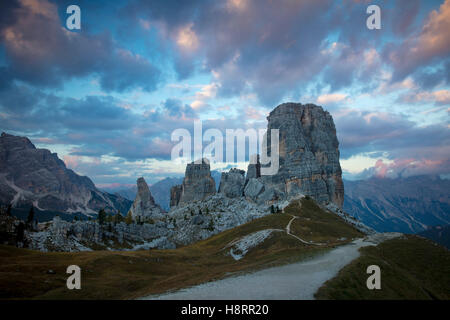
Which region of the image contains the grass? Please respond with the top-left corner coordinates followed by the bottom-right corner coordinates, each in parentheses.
top-left (0, 198), bottom-right (364, 300)
top-left (286, 198), bottom-right (363, 243)
top-left (315, 235), bottom-right (450, 300)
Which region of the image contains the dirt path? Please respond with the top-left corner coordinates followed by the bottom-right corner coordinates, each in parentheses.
top-left (285, 215), bottom-right (324, 245)
top-left (141, 233), bottom-right (402, 300)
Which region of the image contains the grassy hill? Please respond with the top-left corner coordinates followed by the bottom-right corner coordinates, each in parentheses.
top-left (315, 235), bottom-right (450, 300)
top-left (0, 198), bottom-right (364, 299)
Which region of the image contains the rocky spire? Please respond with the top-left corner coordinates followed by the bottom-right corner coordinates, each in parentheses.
top-left (170, 158), bottom-right (216, 207)
top-left (129, 177), bottom-right (164, 219)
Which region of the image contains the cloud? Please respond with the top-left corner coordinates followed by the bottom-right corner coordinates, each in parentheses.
top-left (385, 0), bottom-right (450, 81)
top-left (317, 93), bottom-right (349, 105)
top-left (334, 109), bottom-right (450, 164)
top-left (162, 98), bottom-right (196, 117)
top-left (359, 158), bottom-right (450, 179)
top-left (0, 0), bottom-right (161, 92)
top-left (176, 23), bottom-right (199, 52)
top-left (398, 89), bottom-right (450, 105)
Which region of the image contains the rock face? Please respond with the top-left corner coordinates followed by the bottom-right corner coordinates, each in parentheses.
top-left (218, 168), bottom-right (245, 198)
top-left (246, 155), bottom-right (261, 181)
top-left (170, 158), bottom-right (216, 206)
top-left (262, 103), bottom-right (344, 207)
top-left (0, 132), bottom-right (132, 216)
top-left (128, 177), bottom-right (164, 220)
top-left (170, 185), bottom-right (182, 208)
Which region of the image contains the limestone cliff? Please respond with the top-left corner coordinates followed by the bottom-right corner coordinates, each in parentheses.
top-left (262, 103), bottom-right (344, 207)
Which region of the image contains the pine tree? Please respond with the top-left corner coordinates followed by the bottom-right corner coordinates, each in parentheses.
top-left (6, 204), bottom-right (12, 216)
top-left (270, 205), bottom-right (275, 214)
top-left (27, 206), bottom-right (35, 224)
top-left (114, 210), bottom-right (122, 225)
top-left (98, 208), bottom-right (106, 225)
top-left (16, 222), bottom-right (25, 244)
top-left (125, 211), bottom-right (133, 225)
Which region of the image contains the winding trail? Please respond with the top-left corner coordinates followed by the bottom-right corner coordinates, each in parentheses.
top-left (286, 215), bottom-right (324, 246)
top-left (141, 233), bottom-right (402, 300)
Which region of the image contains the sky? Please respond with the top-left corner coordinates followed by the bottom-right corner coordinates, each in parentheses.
top-left (0, 0), bottom-right (449, 189)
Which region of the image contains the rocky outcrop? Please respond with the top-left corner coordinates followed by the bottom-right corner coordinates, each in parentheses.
top-left (168, 193), bottom-right (269, 245)
top-left (262, 103), bottom-right (344, 207)
top-left (170, 158), bottom-right (216, 206)
top-left (0, 132), bottom-right (132, 216)
top-left (244, 178), bottom-right (265, 201)
top-left (26, 216), bottom-right (175, 252)
top-left (128, 177), bottom-right (164, 220)
top-left (218, 168), bottom-right (245, 198)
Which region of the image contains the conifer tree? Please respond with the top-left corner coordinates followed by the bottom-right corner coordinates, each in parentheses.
top-left (98, 208), bottom-right (106, 225)
top-left (125, 211), bottom-right (133, 225)
top-left (27, 206), bottom-right (35, 224)
top-left (16, 222), bottom-right (25, 244)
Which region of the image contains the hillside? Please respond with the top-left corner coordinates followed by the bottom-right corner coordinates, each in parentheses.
top-left (315, 235), bottom-right (450, 299)
top-left (0, 198), bottom-right (364, 299)
top-left (418, 225), bottom-right (450, 249)
top-left (344, 176), bottom-right (450, 233)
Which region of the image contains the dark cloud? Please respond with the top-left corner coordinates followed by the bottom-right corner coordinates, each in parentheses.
top-left (0, 85), bottom-right (193, 160)
top-left (335, 110), bottom-right (450, 175)
top-left (388, 0), bottom-right (421, 36)
top-left (0, 0), bottom-right (161, 92)
top-left (118, 0), bottom-right (450, 106)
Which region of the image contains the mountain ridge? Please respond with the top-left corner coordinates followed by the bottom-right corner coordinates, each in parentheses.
top-left (0, 132), bottom-right (132, 219)
top-left (343, 175), bottom-right (450, 233)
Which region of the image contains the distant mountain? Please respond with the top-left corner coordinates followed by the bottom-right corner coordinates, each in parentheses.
top-left (211, 170), bottom-right (221, 191)
top-left (418, 225), bottom-right (450, 249)
top-left (344, 175), bottom-right (450, 233)
top-left (114, 185), bottom-right (137, 201)
top-left (0, 132), bottom-right (132, 220)
top-left (150, 177), bottom-right (183, 211)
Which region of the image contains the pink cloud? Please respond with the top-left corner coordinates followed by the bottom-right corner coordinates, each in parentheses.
top-left (373, 158), bottom-right (448, 178)
top-left (388, 0), bottom-right (450, 79)
top-left (399, 89), bottom-right (450, 105)
top-left (63, 155), bottom-right (81, 170)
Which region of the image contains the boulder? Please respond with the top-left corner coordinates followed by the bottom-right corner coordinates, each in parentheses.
top-left (244, 178), bottom-right (265, 201)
